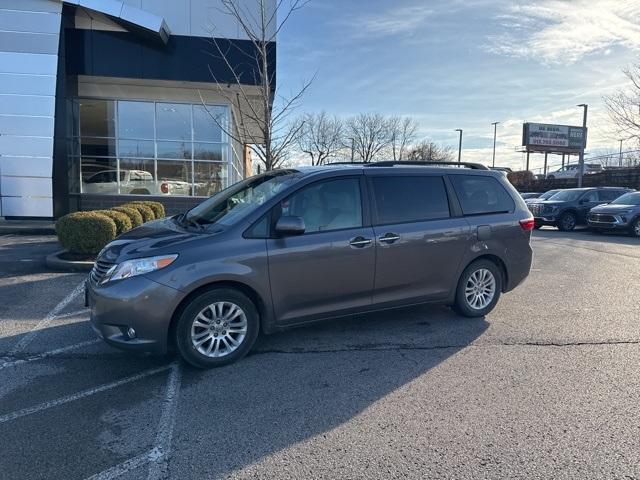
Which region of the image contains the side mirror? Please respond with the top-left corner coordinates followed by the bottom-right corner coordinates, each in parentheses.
top-left (275, 216), bottom-right (305, 236)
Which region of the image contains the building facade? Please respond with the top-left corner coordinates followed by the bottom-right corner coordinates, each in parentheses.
top-left (0, 0), bottom-right (274, 218)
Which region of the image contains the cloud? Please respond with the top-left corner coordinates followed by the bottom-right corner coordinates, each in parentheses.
top-left (485, 0), bottom-right (640, 64)
top-left (346, 5), bottom-right (433, 37)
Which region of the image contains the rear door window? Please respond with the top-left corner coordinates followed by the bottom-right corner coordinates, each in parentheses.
top-left (371, 176), bottom-right (450, 225)
top-left (450, 174), bottom-right (515, 215)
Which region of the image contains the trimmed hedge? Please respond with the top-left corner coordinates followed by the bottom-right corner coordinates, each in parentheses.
top-left (112, 206), bottom-right (143, 228)
top-left (124, 203), bottom-right (155, 222)
top-left (127, 200), bottom-right (165, 219)
top-left (95, 209), bottom-right (132, 235)
top-left (56, 211), bottom-right (117, 254)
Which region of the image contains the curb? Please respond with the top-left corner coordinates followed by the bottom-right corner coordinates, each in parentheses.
top-left (45, 250), bottom-right (94, 272)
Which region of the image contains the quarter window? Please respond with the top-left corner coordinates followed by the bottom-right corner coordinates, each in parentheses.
top-left (282, 178), bottom-right (363, 233)
top-left (371, 176), bottom-right (450, 225)
top-left (450, 175), bottom-right (515, 215)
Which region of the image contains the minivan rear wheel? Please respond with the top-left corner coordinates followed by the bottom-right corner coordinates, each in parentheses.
top-left (175, 288), bottom-right (259, 368)
top-left (453, 260), bottom-right (502, 317)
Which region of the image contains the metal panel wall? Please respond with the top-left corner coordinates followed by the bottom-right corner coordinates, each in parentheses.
top-left (0, 0), bottom-right (62, 217)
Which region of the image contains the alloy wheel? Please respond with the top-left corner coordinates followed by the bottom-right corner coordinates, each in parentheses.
top-left (464, 268), bottom-right (496, 310)
top-left (190, 302), bottom-right (248, 357)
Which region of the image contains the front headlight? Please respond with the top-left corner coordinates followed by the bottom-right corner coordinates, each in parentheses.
top-left (101, 254), bottom-right (178, 284)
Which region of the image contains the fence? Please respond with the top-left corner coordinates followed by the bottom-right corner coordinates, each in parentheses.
top-left (512, 166), bottom-right (640, 192)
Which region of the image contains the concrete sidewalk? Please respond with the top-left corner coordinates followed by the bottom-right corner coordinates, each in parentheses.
top-left (0, 219), bottom-right (56, 235)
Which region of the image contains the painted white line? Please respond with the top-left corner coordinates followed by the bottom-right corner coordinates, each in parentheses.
top-left (0, 339), bottom-right (101, 371)
top-left (0, 364), bottom-right (171, 424)
top-left (147, 362), bottom-right (182, 480)
top-left (54, 308), bottom-right (90, 319)
top-left (7, 280), bottom-right (86, 356)
top-left (86, 448), bottom-right (161, 480)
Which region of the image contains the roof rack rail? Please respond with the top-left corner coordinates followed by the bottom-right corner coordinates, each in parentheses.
top-left (326, 161), bottom-right (490, 170)
top-left (365, 161), bottom-right (489, 170)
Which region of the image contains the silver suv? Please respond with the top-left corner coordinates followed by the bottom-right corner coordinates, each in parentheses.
top-left (87, 162), bottom-right (534, 368)
top-left (588, 191), bottom-right (640, 237)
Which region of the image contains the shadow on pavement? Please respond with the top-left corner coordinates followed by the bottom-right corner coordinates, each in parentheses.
top-left (0, 304), bottom-right (487, 478)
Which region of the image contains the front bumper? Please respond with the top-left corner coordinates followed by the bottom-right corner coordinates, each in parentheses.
top-left (533, 215), bottom-right (557, 226)
top-left (87, 275), bottom-right (183, 354)
top-left (587, 214), bottom-right (630, 230)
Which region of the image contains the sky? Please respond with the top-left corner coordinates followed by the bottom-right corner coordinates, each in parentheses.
top-left (277, 0), bottom-right (640, 172)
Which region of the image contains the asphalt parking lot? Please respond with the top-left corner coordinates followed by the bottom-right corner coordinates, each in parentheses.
top-left (0, 229), bottom-right (639, 479)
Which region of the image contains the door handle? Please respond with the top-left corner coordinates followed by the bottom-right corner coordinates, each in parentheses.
top-left (379, 233), bottom-right (400, 244)
top-left (349, 236), bottom-right (372, 248)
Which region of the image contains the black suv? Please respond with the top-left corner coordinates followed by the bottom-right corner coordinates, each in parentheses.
top-left (529, 187), bottom-right (631, 231)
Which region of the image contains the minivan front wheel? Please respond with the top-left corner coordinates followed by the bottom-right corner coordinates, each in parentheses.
top-left (453, 260), bottom-right (502, 317)
top-left (176, 288), bottom-right (259, 368)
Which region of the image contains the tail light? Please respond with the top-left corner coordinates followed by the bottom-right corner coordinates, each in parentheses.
top-left (160, 182), bottom-right (169, 194)
top-left (519, 217), bottom-right (535, 231)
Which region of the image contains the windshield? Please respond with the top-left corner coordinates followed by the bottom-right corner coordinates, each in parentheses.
top-left (182, 170), bottom-right (303, 227)
top-left (548, 189), bottom-right (585, 202)
top-left (539, 190), bottom-right (560, 200)
top-left (611, 192), bottom-right (640, 205)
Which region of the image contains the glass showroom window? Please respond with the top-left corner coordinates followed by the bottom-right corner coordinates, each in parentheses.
top-left (74, 99), bottom-right (232, 197)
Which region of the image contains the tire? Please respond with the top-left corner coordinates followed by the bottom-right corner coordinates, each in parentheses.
top-left (453, 259), bottom-right (502, 318)
top-left (175, 288), bottom-right (259, 368)
top-left (533, 224), bottom-right (542, 230)
top-left (557, 211), bottom-right (577, 231)
top-left (630, 217), bottom-right (640, 238)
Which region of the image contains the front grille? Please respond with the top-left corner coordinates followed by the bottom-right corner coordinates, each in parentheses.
top-left (90, 258), bottom-right (115, 284)
top-left (589, 214), bottom-right (616, 223)
top-left (528, 204), bottom-right (543, 216)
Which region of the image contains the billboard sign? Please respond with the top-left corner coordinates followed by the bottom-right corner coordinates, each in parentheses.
top-left (522, 123), bottom-right (587, 151)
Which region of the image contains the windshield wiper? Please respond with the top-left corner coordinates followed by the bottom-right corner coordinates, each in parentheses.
top-left (176, 213), bottom-right (205, 231)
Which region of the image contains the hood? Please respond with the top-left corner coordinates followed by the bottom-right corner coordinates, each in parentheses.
top-left (590, 204), bottom-right (637, 214)
top-left (98, 217), bottom-right (212, 263)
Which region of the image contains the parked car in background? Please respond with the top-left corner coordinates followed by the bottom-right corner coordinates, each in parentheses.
top-left (528, 187), bottom-right (631, 231)
top-left (546, 163), bottom-right (603, 179)
top-left (587, 191), bottom-right (640, 237)
top-left (87, 162), bottom-right (534, 368)
top-left (520, 192), bottom-right (542, 200)
top-left (490, 166), bottom-right (513, 174)
top-left (524, 189), bottom-right (561, 205)
top-left (82, 169), bottom-right (191, 196)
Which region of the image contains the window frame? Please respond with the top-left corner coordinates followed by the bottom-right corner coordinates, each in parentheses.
top-left (448, 173), bottom-right (516, 217)
top-left (366, 173), bottom-right (457, 227)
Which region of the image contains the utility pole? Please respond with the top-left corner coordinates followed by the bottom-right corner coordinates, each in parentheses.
top-left (619, 139), bottom-right (623, 167)
top-left (526, 151), bottom-right (530, 171)
top-left (455, 129), bottom-right (463, 163)
top-left (491, 122), bottom-right (499, 167)
top-left (543, 152), bottom-right (548, 177)
top-left (577, 104), bottom-right (588, 187)
top-left (350, 138), bottom-right (354, 163)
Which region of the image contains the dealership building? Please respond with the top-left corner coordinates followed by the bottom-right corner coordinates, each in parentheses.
top-left (0, 0), bottom-right (273, 218)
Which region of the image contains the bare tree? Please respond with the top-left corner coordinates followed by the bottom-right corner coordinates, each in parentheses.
top-left (200, 0), bottom-right (312, 171)
top-left (388, 116), bottom-right (419, 161)
top-left (345, 113), bottom-right (394, 162)
top-left (296, 111), bottom-right (343, 165)
top-left (406, 141), bottom-right (455, 162)
top-left (604, 64), bottom-right (640, 144)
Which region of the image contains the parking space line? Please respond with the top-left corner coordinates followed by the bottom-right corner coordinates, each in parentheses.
top-left (0, 364), bottom-right (172, 424)
top-left (7, 280), bottom-right (86, 357)
top-left (85, 448), bottom-right (160, 480)
top-left (0, 339), bottom-right (101, 371)
top-left (54, 308), bottom-right (90, 319)
top-left (147, 362), bottom-right (182, 480)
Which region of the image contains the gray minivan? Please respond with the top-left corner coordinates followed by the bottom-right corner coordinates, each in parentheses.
top-left (87, 162), bottom-right (534, 368)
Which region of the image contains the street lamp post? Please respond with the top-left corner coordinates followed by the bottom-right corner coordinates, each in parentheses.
top-left (455, 129), bottom-right (463, 163)
top-left (491, 122), bottom-right (499, 168)
top-left (577, 104), bottom-right (588, 187)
